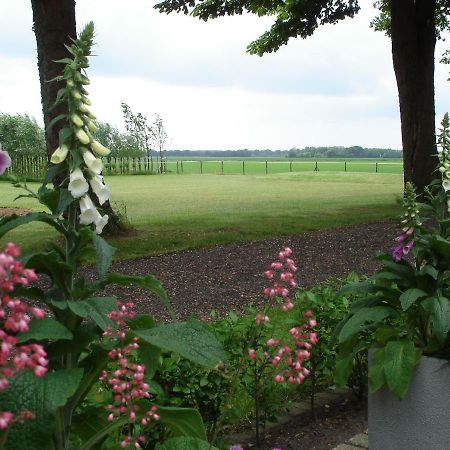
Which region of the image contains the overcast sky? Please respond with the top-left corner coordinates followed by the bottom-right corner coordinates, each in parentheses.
top-left (1, 0), bottom-right (449, 150)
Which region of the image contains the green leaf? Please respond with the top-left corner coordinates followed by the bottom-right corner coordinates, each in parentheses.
top-left (68, 297), bottom-right (117, 330)
top-left (419, 264), bottom-right (439, 280)
top-left (59, 127), bottom-right (73, 146)
top-left (155, 437), bottom-right (218, 450)
top-left (18, 317), bottom-right (72, 343)
top-left (104, 273), bottom-right (175, 319)
top-left (135, 321), bottom-right (226, 368)
top-left (92, 233), bottom-right (116, 279)
top-left (421, 296), bottom-right (450, 344)
top-left (0, 369), bottom-right (83, 450)
top-left (333, 353), bottom-right (354, 387)
top-left (0, 212), bottom-right (65, 239)
top-left (399, 288), bottom-right (428, 311)
top-left (127, 314), bottom-right (157, 330)
top-left (430, 235), bottom-right (450, 260)
top-left (47, 112), bottom-right (67, 129)
top-left (138, 342), bottom-right (161, 379)
top-left (23, 251), bottom-right (72, 291)
top-left (56, 188), bottom-right (75, 215)
top-left (338, 307), bottom-right (395, 343)
top-left (43, 162), bottom-right (67, 185)
top-left (157, 406), bottom-right (208, 440)
top-left (383, 339), bottom-right (421, 400)
top-left (368, 348), bottom-right (387, 393)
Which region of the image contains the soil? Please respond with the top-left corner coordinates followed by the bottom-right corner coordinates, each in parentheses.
top-left (0, 207), bottom-right (31, 217)
top-left (93, 219), bottom-right (397, 321)
top-left (245, 397), bottom-right (367, 450)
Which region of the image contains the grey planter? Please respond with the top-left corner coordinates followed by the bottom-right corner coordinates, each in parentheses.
top-left (369, 354), bottom-right (450, 450)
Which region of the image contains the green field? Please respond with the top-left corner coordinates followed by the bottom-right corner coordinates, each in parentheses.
top-left (0, 171), bottom-right (403, 260)
top-left (162, 158), bottom-right (403, 175)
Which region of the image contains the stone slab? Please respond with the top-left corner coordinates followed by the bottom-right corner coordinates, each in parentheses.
top-left (333, 445), bottom-right (362, 450)
top-left (348, 432), bottom-right (368, 448)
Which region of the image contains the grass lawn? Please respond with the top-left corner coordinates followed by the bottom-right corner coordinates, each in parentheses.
top-left (0, 171), bottom-right (403, 260)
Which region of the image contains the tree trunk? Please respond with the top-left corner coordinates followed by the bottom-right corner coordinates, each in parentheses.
top-left (31, 0), bottom-right (76, 158)
top-left (31, 0), bottom-right (127, 233)
top-left (390, 0), bottom-right (437, 193)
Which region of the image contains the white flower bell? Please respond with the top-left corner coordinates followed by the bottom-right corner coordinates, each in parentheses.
top-left (82, 150), bottom-right (103, 175)
top-left (50, 144), bottom-right (69, 164)
top-left (89, 174), bottom-right (111, 205)
top-left (79, 195), bottom-right (98, 225)
top-left (91, 140), bottom-right (110, 157)
top-left (94, 214), bottom-right (109, 234)
top-left (68, 168), bottom-right (89, 198)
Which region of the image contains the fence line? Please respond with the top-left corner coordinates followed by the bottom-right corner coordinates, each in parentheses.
top-left (4, 155), bottom-right (404, 179)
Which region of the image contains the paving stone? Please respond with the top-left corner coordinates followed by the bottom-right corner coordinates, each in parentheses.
top-left (349, 431), bottom-right (369, 448)
top-left (333, 444), bottom-right (362, 450)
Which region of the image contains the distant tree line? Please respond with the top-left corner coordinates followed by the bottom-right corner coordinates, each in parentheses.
top-left (287, 146), bottom-right (402, 159)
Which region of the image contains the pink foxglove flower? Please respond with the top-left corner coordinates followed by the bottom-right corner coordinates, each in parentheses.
top-left (0, 149), bottom-right (12, 175)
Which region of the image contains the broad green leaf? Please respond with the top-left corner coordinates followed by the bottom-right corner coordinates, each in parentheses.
top-left (138, 342), bottom-right (161, 379)
top-left (333, 353), bottom-right (354, 387)
top-left (92, 233), bottom-right (116, 279)
top-left (23, 251), bottom-right (71, 291)
top-left (383, 339), bottom-right (421, 400)
top-left (157, 406), bottom-right (207, 440)
top-left (419, 265), bottom-right (439, 280)
top-left (368, 348), bottom-right (386, 393)
top-left (56, 188), bottom-right (75, 215)
top-left (58, 126), bottom-right (73, 145)
top-left (18, 317), bottom-right (72, 343)
top-left (105, 273), bottom-right (174, 319)
top-left (0, 212), bottom-right (65, 238)
top-left (1, 369), bottom-right (83, 450)
top-left (399, 288), bottom-right (428, 311)
top-left (421, 296), bottom-right (450, 344)
top-left (127, 314), bottom-right (157, 330)
top-left (430, 235), bottom-right (450, 260)
top-left (135, 321), bottom-right (226, 367)
top-left (43, 162), bottom-right (67, 185)
top-left (338, 307), bottom-right (395, 343)
top-left (155, 437), bottom-right (218, 450)
top-left (37, 186), bottom-right (59, 213)
top-left (68, 297), bottom-right (117, 330)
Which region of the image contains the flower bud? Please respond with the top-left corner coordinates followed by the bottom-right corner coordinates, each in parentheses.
top-left (71, 114), bottom-right (84, 127)
top-left (83, 97), bottom-right (92, 106)
top-left (78, 103), bottom-right (90, 114)
top-left (75, 128), bottom-right (90, 145)
top-left (66, 79), bottom-right (74, 88)
top-left (87, 121), bottom-right (98, 133)
top-left (91, 140), bottom-right (111, 157)
top-left (71, 90), bottom-right (82, 100)
top-left (50, 144), bottom-right (69, 164)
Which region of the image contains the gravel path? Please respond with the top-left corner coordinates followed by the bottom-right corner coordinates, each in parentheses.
top-left (97, 220), bottom-right (397, 321)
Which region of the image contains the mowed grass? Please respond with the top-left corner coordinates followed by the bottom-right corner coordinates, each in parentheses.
top-left (164, 158), bottom-right (403, 175)
top-left (0, 171), bottom-right (403, 260)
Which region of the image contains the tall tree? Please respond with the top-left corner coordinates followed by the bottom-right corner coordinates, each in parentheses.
top-left (31, 0), bottom-right (125, 233)
top-left (155, 0), bottom-right (447, 192)
top-left (153, 114), bottom-right (168, 173)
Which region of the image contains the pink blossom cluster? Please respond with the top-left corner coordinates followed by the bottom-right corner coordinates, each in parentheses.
top-left (100, 301), bottom-right (159, 449)
top-left (249, 247), bottom-right (318, 385)
top-left (270, 309), bottom-right (318, 384)
top-left (263, 246), bottom-right (298, 312)
top-left (0, 243), bottom-right (47, 430)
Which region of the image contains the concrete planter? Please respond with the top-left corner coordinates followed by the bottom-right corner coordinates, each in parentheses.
top-left (369, 354), bottom-right (450, 450)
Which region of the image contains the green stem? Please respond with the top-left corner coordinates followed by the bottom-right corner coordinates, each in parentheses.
top-left (0, 429), bottom-right (10, 450)
top-left (78, 417), bottom-right (128, 450)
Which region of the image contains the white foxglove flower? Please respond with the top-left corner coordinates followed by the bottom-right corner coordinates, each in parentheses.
top-left (95, 214), bottom-right (109, 234)
top-left (89, 174), bottom-right (111, 205)
top-left (443, 179), bottom-right (450, 192)
top-left (91, 140), bottom-right (110, 157)
top-left (82, 150), bottom-right (103, 174)
top-left (448, 199), bottom-right (450, 212)
top-left (79, 195), bottom-right (98, 225)
top-left (68, 168), bottom-right (89, 198)
top-left (50, 144), bottom-right (69, 164)
top-left (75, 128), bottom-right (90, 145)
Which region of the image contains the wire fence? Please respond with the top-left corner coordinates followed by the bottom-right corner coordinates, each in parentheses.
top-left (3, 155), bottom-right (404, 180)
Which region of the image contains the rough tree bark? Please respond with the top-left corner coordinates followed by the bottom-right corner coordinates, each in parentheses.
top-left (391, 0), bottom-right (437, 193)
top-left (31, 0), bottom-right (126, 233)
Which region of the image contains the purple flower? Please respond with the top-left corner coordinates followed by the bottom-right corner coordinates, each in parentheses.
top-left (403, 240), bottom-right (413, 255)
top-left (394, 234), bottom-right (407, 243)
top-left (0, 149), bottom-right (11, 175)
top-left (230, 446), bottom-right (244, 450)
top-left (392, 244), bottom-right (404, 262)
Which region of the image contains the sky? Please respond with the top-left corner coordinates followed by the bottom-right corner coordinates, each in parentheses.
top-left (0, 0), bottom-right (449, 151)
